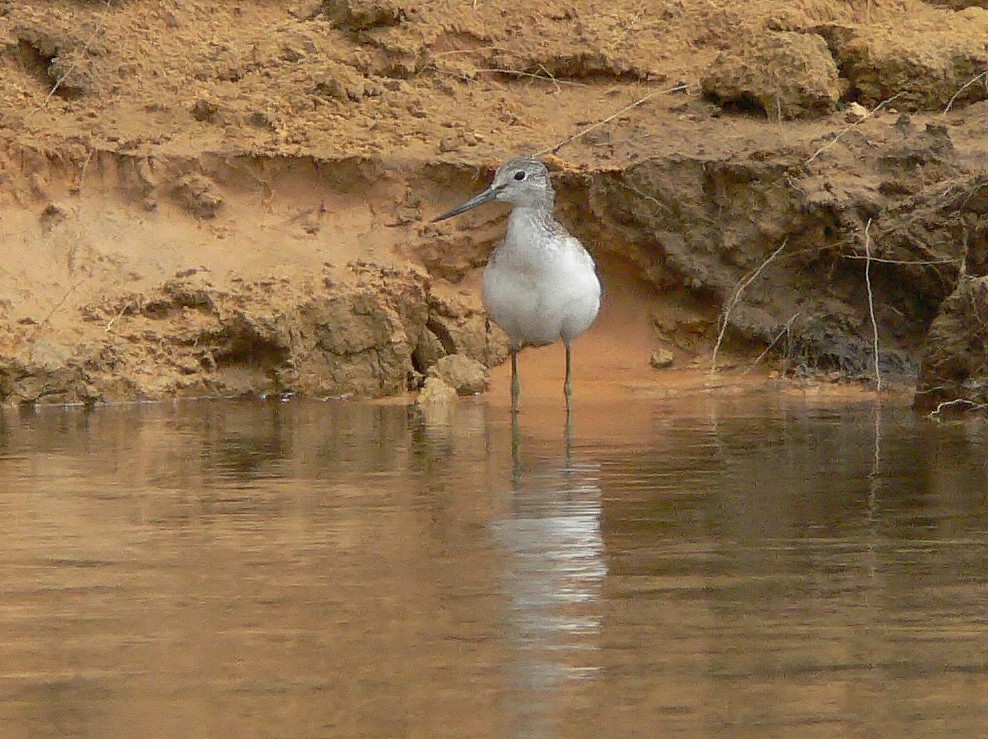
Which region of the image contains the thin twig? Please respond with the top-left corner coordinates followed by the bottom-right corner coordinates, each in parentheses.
top-left (38, 283), bottom-right (78, 328)
top-left (537, 83), bottom-right (690, 157)
top-left (430, 46), bottom-right (503, 58)
top-left (536, 64), bottom-right (562, 93)
top-left (26, 281), bottom-right (80, 361)
top-left (105, 300), bottom-right (133, 332)
top-left (863, 218), bottom-right (882, 392)
top-left (615, 180), bottom-right (674, 215)
top-left (928, 398), bottom-right (988, 418)
top-left (710, 239), bottom-right (788, 377)
top-left (841, 254), bottom-right (959, 266)
top-left (741, 312), bottom-right (800, 377)
top-left (24, 0), bottom-right (114, 120)
top-left (942, 70), bottom-right (988, 116)
top-left (805, 93), bottom-right (903, 164)
top-left (473, 68), bottom-right (587, 87)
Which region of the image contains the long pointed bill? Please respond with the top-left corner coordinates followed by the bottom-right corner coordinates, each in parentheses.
top-left (432, 184), bottom-right (502, 222)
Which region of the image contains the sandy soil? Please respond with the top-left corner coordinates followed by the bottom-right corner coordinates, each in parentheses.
top-left (0, 0), bottom-right (986, 407)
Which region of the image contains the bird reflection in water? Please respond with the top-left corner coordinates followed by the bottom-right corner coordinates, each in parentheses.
top-left (494, 412), bottom-right (605, 735)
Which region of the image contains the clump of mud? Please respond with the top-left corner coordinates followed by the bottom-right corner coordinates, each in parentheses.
top-left (0, 263), bottom-right (504, 405)
top-left (579, 113), bottom-right (988, 386)
top-left (702, 32), bottom-right (841, 119)
top-left (914, 174), bottom-right (988, 411)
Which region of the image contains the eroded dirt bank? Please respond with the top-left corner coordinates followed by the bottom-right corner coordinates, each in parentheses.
top-left (0, 0), bottom-right (986, 408)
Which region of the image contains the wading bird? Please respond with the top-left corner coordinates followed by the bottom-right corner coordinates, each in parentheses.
top-left (433, 157), bottom-right (601, 414)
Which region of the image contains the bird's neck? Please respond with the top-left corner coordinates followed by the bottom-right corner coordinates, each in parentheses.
top-left (504, 203), bottom-right (557, 247)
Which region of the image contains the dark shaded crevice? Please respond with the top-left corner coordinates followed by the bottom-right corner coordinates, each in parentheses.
top-left (704, 91), bottom-right (768, 118)
top-left (13, 37), bottom-right (80, 99)
top-left (425, 318), bottom-right (456, 355)
top-left (15, 38), bottom-right (56, 88)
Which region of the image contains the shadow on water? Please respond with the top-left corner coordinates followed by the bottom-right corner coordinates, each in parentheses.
top-left (2, 394), bottom-right (988, 736)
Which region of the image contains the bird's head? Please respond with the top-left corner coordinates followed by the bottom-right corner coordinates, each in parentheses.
top-left (433, 156), bottom-right (554, 222)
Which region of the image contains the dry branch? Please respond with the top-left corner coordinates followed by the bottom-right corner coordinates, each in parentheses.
top-left (863, 219), bottom-right (882, 392)
top-left (942, 70), bottom-right (988, 116)
top-left (538, 83), bottom-right (690, 157)
top-left (710, 239), bottom-right (788, 378)
top-left (805, 93), bottom-right (903, 164)
top-left (473, 68), bottom-right (587, 87)
top-left (928, 398), bottom-right (988, 418)
top-left (741, 312), bottom-right (800, 377)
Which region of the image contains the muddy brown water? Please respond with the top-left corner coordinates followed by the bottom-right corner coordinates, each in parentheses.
top-left (1, 389), bottom-right (987, 738)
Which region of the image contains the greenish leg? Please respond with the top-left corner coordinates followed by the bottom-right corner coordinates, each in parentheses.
top-left (564, 342), bottom-right (573, 414)
top-left (510, 349), bottom-right (520, 415)
top-left (564, 411), bottom-right (574, 469)
top-left (511, 408), bottom-right (522, 483)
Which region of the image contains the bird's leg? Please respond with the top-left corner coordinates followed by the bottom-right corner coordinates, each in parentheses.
top-left (564, 342), bottom-right (573, 414)
top-left (510, 348), bottom-right (520, 415)
top-left (484, 317), bottom-right (491, 366)
top-left (564, 411), bottom-right (573, 469)
top-left (511, 408), bottom-right (522, 483)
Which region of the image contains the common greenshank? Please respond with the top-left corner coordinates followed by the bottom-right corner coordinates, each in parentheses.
top-left (433, 157), bottom-right (601, 414)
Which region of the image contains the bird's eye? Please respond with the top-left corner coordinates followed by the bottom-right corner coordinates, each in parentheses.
top-left (513, 171), bottom-right (526, 181)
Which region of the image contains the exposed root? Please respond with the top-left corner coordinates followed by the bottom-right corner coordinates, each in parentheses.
top-left (539, 83), bottom-right (690, 156)
top-left (805, 93), bottom-right (903, 164)
top-left (841, 254), bottom-right (959, 266)
top-left (942, 69), bottom-right (988, 116)
top-left (863, 218), bottom-right (882, 392)
top-left (104, 300), bottom-right (133, 333)
top-left (710, 239), bottom-right (788, 379)
top-left (927, 398), bottom-right (988, 418)
top-left (741, 312), bottom-right (800, 377)
top-left (471, 68), bottom-right (587, 87)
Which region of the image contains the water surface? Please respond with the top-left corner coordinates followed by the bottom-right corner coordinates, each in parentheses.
top-left (1, 391), bottom-right (987, 737)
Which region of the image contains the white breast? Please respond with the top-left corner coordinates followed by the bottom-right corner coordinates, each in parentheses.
top-left (482, 212), bottom-right (601, 350)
